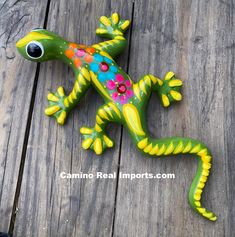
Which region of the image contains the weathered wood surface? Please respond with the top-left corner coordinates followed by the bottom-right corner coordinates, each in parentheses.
top-left (0, 0), bottom-right (234, 236)
top-left (12, 0), bottom-right (133, 237)
top-left (0, 0), bottom-right (50, 232)
top-left (114, 0), bottom-right (231, 236)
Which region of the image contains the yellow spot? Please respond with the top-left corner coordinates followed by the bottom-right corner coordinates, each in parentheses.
top-left (170, 90), bottom-right (182, 101)
top-left (104, 105), bottom-right (113, 118)
top-left (149, 75), bottom-right (157, 84)
top-left (133, 84), bottom-right (141, 100)
top-left (81, 68), bottom-right (91, 81)
top-left (194, 193), bottom-right (201, 201)
top-left (16, 31), bottom-right (53, 48)
top-left (164, 142), bottom-right (174, 155)
top-left (108, 102), bottom-right (121, 118)
top-left (114, 35), bottom-right (125, 40)
top-left (68, 95), bottom-right (74, 104)
top-left (100, 51), bottom-right (113, 60)
top-left (44, 105), bottom-right (60, 115)
top-left (93, 44), bottom-right (102, 50)
top-left (123, 104), bottom-right (146, 136)
top-left (57, 87), bottom-right (65, 97)
top-left (94, 138), bottom-right (103, 155)
top-left (139, 80), bottom-right (147, 94)
top-left (96, 115), bottom-right (104, 124)
top-left (156, 144), bottom-right (166, 156)
top-left (197, 148), bottom-right (208, 156)
top-left (197, 207), bottom-right (206, 214)
top-left (198, 182), bottom-right (205, 189)
top-left (202, 170), bottom-right (209, 176)
top-left (190, 144), bottom-right (201, 153)
top-left (103, 135), bottom-right (113, 147)
top-left (157, 79), bottom-right (163, 86)
top-left (210, 216), bottom-right (217, 221)
top-left (144, 143), bottom-right (152, 153)
top-left (165, 71), bottom-right (175, 80)
top-left (111, 13), bottom-right (119, 24)
top-left (74, 81), bottom-right (81, 93)
top-left (80, 127), bottom-right (93, 135)
top-left (195, 189), bottom-right (202, 195)
top-left (100, 16), bottom-right (111, 26)
top-left (98, 109), bottom-right (109, 121)
top-left (77, 74), bottom-right (86, 86)
top-left (202, 212), bottom-right (213, 218)
top-left (194, 201), bottom-right (201, 207)
top-left (144, 75), bottom-right (151, 86)
top-left (71, 90), bottom-right (77, 100)
top-left (182, 141), bottom-right (192, 153)
top-left (169, 79), bottom-right (182, 87)
top-left (82, 138), bottom-right (93, 149)
top-left (200, 176), bottom-right (207, 183)
top-left (149, 144), bottom-right (159, 155)
top-left (113, 29), bottom-right (123, 35)
top-left (120, 20), bottom-right (130, 30)
top-left (96, 28), bottom-right (108, 35)
top-left (137, 138), bottom-right (148, 149)
top-left (63, 98), bottom-right (69, 108)
top-left (90, 71), bottom-right (112, 100)
top-left (162, 94), bottom-right (170, 107)
top-left (57, 111), bottom-right (66, 125)
top-left (201, 155), bottom-right (212, 163)
top-left (173, 141), bottom-right (184, 154)
top-left (47, 93), bottom-right (59, 102)
top-left (95, 124), bottom-right (102, 132)
top-left (202, 163), bottom-right (211, 170)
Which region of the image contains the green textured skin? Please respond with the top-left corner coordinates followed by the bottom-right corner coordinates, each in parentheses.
top-left (16, 13), bottom-right (216, 221)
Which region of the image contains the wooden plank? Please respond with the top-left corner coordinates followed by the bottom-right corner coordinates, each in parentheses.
top-left (13, 1), bottom-right (133, 236)
top-left (0, 0), bottom-right (49, 232)
top-left (113, 0), bottom-right (230, 236)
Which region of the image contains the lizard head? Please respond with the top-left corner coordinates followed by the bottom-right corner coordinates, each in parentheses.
top-left (16, 29), bottom-right (65, 62)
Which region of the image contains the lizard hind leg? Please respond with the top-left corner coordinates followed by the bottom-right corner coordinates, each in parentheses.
top-left (80, 102), bottom-right (122, 155)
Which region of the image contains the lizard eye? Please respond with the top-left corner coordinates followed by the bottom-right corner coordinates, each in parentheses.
top-left (26, 41), bottom-right (44, 59)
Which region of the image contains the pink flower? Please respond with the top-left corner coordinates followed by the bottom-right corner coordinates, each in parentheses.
top-left (106, 74), bottom-right (134, 104)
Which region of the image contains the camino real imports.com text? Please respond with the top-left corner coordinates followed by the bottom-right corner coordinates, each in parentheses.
top-left (60, 172), bottom-right (175, 180)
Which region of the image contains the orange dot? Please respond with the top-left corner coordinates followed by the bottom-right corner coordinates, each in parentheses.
top-left (79, 44), bottom-right (86, 49)
top-left (86, 47), bottom-right (96, 54)
top-left (65, 49), bottom-right (74, 59)
top-left (84, 54), bottom-right (93, 63)
top-left (69, 43), bottom-right (78, 49)
top-left (74, 58), bottom-right (82, 68)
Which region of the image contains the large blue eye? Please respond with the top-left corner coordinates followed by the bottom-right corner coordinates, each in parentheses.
top-left (26, 41), bottom-right (44, 59)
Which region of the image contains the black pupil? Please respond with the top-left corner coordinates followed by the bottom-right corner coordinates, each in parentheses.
top-left (27, 43), bottom-right (42, 58)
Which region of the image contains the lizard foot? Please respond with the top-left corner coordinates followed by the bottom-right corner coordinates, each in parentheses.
top-left (80, 126), bottom-right (114, 155)
top-left (44, 87), bottom-right (68, 125)
top-left (96, 13), bottom-right (130, 38)
top-left (157, 71), bottom-right (183, 107)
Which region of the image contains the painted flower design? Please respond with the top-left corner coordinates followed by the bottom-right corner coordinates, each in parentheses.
top-left (90, 54), bottom-right (118, 82)
top-left (106, 74), bottom-right (134, 104)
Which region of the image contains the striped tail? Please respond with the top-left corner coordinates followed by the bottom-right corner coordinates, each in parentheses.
top-left (136, 136), bottom-right (216, 221)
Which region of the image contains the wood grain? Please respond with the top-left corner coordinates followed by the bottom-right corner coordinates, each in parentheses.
top-left (0, 0), bottom-right (49, 232)
top-left (113, 0), bottom-right (231, 236)
top-left (13, 0), bottom-right (133, 236)
top-left (1, 0), bottom-right (235, 236)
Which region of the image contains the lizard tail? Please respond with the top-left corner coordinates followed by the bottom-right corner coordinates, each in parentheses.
top-left (122, 103), bottom-right (217, 221)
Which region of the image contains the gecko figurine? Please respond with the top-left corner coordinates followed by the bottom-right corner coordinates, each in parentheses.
top-left (16, 13), bottom-right (216, 221)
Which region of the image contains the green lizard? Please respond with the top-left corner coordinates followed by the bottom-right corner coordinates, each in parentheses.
top-left (16, 13), bottom-right (216, 221)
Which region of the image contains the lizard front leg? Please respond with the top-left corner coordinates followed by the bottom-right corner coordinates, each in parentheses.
top-left (133, 72), bottom-right (183, 107)
top-left (45, 68), bottom-right (91, 125)
top-left (93, 13), bottom-right (130, 58)
top-left (80, 102), bottom-right (121, 155)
